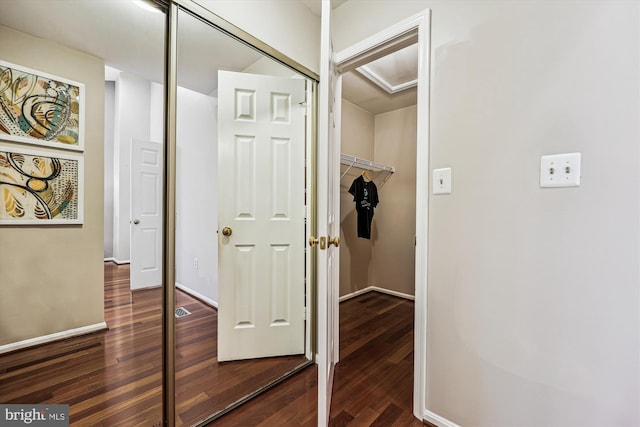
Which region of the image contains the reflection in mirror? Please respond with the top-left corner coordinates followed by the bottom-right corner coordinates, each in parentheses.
top-left (175, 8), bottom-right (311, 425)
top-left (0, 1), bottom-right (166, 426)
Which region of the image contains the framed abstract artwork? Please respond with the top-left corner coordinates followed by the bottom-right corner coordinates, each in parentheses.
top-left (0, 145), bottom-right (83, 225)
top-left (0, 60), bottom-right (85, 151)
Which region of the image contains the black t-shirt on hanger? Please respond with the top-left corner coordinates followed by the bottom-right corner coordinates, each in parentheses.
top-left (348, 175), bottom-right (379, 239)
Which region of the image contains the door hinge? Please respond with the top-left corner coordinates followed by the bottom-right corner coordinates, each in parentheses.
top-left (303, 307), bottom-right (307, 320)
top-left (299, 101), bottom-right (309, 116)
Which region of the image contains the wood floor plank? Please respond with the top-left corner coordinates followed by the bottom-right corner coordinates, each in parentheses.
top-left (1, 267), bottom-right (420, 426)
top-left (210, 292), bottom-right (422, 427)
top-left (0, 262), bottom-right (307, 427)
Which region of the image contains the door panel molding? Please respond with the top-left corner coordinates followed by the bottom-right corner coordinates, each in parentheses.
top-left (217, 70), bottom-right (306, 362)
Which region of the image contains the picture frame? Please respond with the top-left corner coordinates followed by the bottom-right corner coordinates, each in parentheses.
top-left (0, 59), bottom-right (85, 152)
top-left (0, 144), bottom-right (84, 225)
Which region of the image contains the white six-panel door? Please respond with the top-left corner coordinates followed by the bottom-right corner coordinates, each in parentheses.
top-left (217, 70), bottom-right (306, 362)
top-left (131, 138), bottom-right (163, 290)
top-left (317, 0), bottom-right (341, 424)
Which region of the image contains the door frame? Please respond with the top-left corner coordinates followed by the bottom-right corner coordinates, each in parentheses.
top-left (333, 9), bottom-right (431, 421)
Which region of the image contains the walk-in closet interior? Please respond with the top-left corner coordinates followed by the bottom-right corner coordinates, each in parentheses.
top-left (339, 43), bottom-right (418, 303)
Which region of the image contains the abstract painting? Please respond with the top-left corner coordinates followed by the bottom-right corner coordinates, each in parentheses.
top-left (0, 60), bottom-right (85, 151)
top-left (0, 145), bottom-right (83, 224)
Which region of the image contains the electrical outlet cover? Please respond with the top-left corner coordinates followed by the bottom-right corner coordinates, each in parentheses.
top-left (540, 153), bottom-right (581, 188)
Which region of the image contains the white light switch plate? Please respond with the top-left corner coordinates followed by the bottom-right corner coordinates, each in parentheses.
top-left (433, 168), bottom-right (452, 194)
top-left (540, 153), bottom-right (581, 188)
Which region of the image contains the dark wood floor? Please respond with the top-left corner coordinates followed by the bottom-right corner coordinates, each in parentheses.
top-left (0, 262), bottom-right (307, 426)
top-left (1, 263), bottom-right (419, 426)
top-left (212, 292), bottom-right (422, 426)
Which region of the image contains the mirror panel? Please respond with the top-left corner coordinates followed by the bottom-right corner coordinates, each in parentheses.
top-left (174, 8), bottom-right (311, 425)
top-left (0, 1), bottom-right (167, 425)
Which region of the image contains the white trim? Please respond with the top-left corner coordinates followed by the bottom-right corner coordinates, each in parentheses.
top-left (335, 8), bottom-right (431, 421)
top-left (0, 322), bottom-right (108, 355)
top-left (131, 284), bottom-right (161, 291)
top-left (356, 65), bottom-right (417, 94)
top-left (175, 282), bottom-right (218, 309)
top-left (339, 287), bottom-right (372, 302)
top-left (424, 409), bottom-right (461, 427)
top-left (336, 21), bottom-right (419, 74)
top-left (339, 286), bottom-right (414, 302)
top-left (103, 257), bottom-right (130, 265)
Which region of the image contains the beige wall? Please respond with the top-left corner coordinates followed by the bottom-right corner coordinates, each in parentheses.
top-left (339, 102), bottom-right (417, 298)
top-left (0, 25), bottom-right (105, 346)
top-left (339, 100), bottom-right (375, 296)
top-left (334, 1), bottom-right (640, 425)
top-left (372, 105), bottom-right (416, 296)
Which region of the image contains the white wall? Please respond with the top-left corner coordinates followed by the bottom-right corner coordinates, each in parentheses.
top-left (197, 0), bottom-right (320, 75)
top-left (333, 1), bottom-right (640, 425)
top-left (175, 87), bottom-right (219, 305)
top-left (113, 72), bottom-right (152, 263)
top-left (150, 82), bottom-right (163, 143)
top-left (108, 75), bottom-right (218, 302)
top-left (104, 81), bottom-right (115, 259)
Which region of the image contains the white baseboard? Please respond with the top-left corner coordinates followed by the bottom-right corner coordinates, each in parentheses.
top-left (339, 287), bottom-right (372, 302)
top-left (0, 322), bottom-right (108, 355)
top-left (175, 282), bottom-right (218, 309)
top-left (103, 257), bottom-right (130, 265)
top-left (131, 284), bottom-right (161, 291)
top-left (339, 285), bottom-right (415, 302)
top-left (424, 409), bottom-right (461, 427)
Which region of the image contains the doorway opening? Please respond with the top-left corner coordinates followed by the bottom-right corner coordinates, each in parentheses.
top-left (331, 9), bottom-right (431, 422)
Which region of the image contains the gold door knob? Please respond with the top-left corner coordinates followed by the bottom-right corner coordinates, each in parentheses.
top-left (328, 236), bottom-right (340, 247)
top-left (309, 236), bottom-right (319, 247)
top-left (222, 227), bottom-right (232, 237)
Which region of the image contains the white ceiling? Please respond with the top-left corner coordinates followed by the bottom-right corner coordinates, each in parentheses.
top-left (0, 0), bottom-right (416, 114)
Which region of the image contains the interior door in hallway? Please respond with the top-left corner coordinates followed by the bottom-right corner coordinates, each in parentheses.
top-left (130, 138), bottom-right (163, 290)
top-left (317, 0), bottom-right (342, 424)
top-left (217, 70), bottom-right (306, 362)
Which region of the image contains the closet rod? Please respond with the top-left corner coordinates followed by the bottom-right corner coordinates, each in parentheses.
top-left (340, 153), bottom-right (395, 174)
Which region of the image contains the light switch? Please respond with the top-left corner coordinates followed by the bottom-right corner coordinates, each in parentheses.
top-left (540, 153), bottom-right (581, 188)
top-left (433, 168), bottom-right (452, 194)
